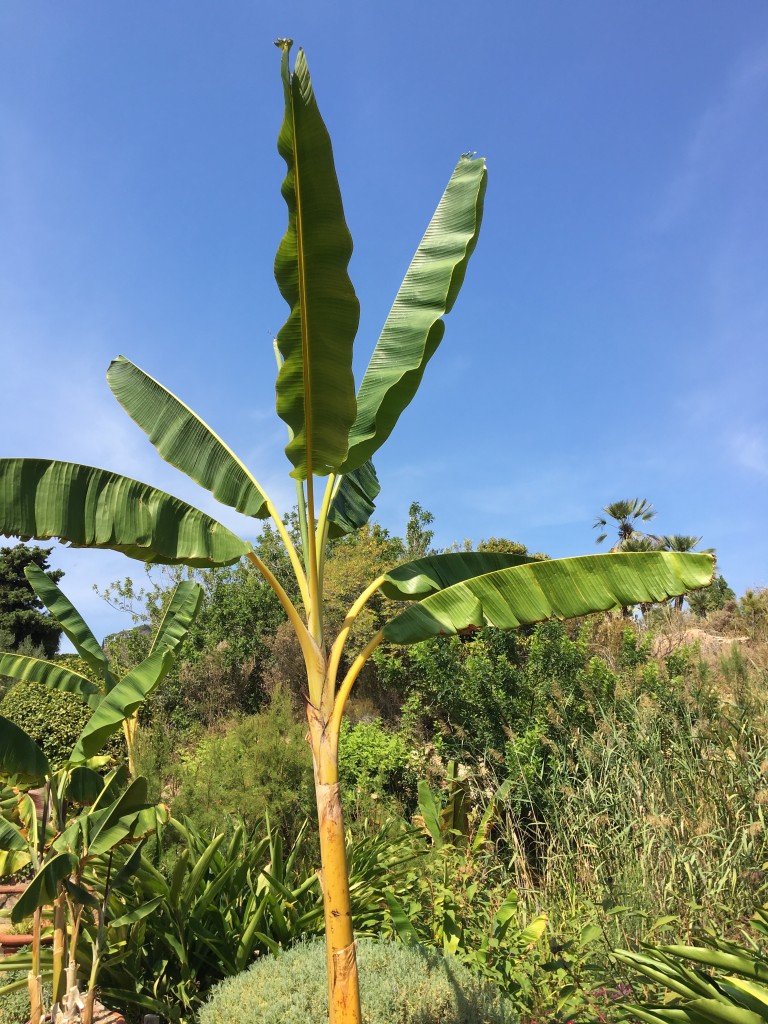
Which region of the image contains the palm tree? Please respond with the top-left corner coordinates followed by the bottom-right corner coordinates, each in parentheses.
top-left (593, 498), bottom-right (657, 549)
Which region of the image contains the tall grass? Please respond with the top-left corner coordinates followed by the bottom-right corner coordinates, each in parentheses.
top-left (494, 617), bottom-right (768, 946)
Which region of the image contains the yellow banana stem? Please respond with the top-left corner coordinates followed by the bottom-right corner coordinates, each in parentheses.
top-left (52, 893), bottom-right (66, 1006)
top-left (305, 472), bottom-right (322, 643)
top-left (265, 498), bottom-right (310, 612)
top-left (330, 631), bottom-right (384, 736)
top-left (325, 577), bottom-right (385, 694)
top-left (309, 709), bottom-right (360, 1024)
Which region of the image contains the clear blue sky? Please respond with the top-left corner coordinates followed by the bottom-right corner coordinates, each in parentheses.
top-left (1, 2), bottom-right (767, 644)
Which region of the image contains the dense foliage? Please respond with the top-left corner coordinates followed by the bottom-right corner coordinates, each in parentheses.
top-left (0, 545), bottom-right (63, 666)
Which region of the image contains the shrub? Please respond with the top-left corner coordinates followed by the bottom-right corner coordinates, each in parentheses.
top-left (171, 688), bottom-right (315, 842)
top-left (0, 679), bottom-right (92, 769)
top-left (199, 937), bottom-right (517, 1024)
top-left (0, 971), bottom-right (50, 1024)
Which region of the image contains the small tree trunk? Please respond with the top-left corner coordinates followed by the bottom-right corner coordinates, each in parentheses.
top-left (310, 712), bottom-right (361, 1024)
top-left (52, 891), bottom-right (67, 1006)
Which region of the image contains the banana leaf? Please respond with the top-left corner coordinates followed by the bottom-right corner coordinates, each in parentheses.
top-left (71, 648), bottom-right (176, 762)
top-left (342, 154), bottom-right (487, 473)
top-left (327, 461), bottom-right (380, 539)
top-left (149, 580), bottom-right (203, 655)
top-left (274, 42), bottom-right (359, 479)
top-left (0, 815), bottom-right (31, 877)
top-left (0, 458), bottom-right (250, 567)
top-left (24, 563), bottom-right (113, 684)
top-left (11, 851), bottom-right (78, 923)
top-left (107, 356), bottom-right (270, 518)
top-left (382, 552), bottom-right (715, 645)
top-left (0, 653), bottom-right (101, 708)
top-left (380, 551), bottom-right (536, 600)
top-left (0, 715), bottom-right (50, 785)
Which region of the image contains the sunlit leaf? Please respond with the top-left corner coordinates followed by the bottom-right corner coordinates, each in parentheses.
top-left (107, 356), bottom-right (270, 518)
top-left (274, 42), bottom-right (359, 479)
top-left (383, 553), bottom-right (715, 645)
top-left (342, 154), bottom-right (487, 472)
top-left (0, 458), bottom-right (250, 567)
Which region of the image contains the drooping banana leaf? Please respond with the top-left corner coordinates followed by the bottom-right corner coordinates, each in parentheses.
top-left (0, 816), bottom-right (31, 878)
top-left (0, 715), bottom-right (50, 786)
top-left (326, 461), bottom-right (380, 539)
top-left (149, 580), bottom-right (203, 655)
top-left (341, 154), bottom-right (487, 473)
top-left (0, 653), bottom-right (101, 708)
top-left (11, 851), bottom-right (78, 924)
top-left (382, 552), bottom-right (714, 645)
top-left (24, 564), bottom-right (113, 685)
top-left (71, 648), bottom-right (176, 762)
top-left (107, 356), bottom-right (270, 518)
top-left (274, 41), bottom-right (359, 479)
top-left (380, 551), bottom-right (537, 600)
top-left (0, 458), bottom-right (250, 567)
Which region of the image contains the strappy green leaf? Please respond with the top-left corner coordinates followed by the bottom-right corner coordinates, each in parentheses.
top-left (380, 551), bottom-right (536, 601)
top-left (71, 649), bottom-right (177, 762)
top-left (327, 461), bottom-right (380, 539)
top-left (0, 715), bottom-right (50, 785)
top-left (107, 356), bottom-right (270, 518)
top-left (382, 552), bottom-right (715, 645)
top-left (0, 653), bottom-right (101, 708)
top-left (274, 42), bottom-right (359, 479)
top-left (341, 154), bottom-right (487, 473)
top-left (24, 564), bottom-right (113, 684)
top-left (0, 458), bottom-right (250, 567)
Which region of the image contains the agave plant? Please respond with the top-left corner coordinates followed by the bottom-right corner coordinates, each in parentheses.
top-left (0, 41), bottom-right (714, 1024)
top-left (614, 903), bottom-right (768, 1024)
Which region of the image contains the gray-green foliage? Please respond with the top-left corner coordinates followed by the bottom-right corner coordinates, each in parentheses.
top-left (199, 938), bottom-right (516, 1024)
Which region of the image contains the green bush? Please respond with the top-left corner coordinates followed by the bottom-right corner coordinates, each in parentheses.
top-left (199, 938), bottom-right (516, 1024)
top-left (339, 718), bottom-right (415, 796)
top-left (0, 679), bottom-right (92, 769)
top-left (0, 971), bottom-right (50, 1024)
top-left (171, 688), bottom-right (315, 843)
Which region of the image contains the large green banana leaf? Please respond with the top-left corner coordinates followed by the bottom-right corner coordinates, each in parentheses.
top-left (107, 356), bottom-right (270, 519)
top-left (327, 461), bottom-right (380, 539)
top-left (382, 552), bottom-right (714, 645)
top-left (11, 851), bottom-right (78, 924)
top-left (65, 766), bottom-right (109, 805)
top-left (0, 816), bottom-right (31, 878)
top-left (274, 42), bottom-right (359, 479)
top-left (0, 715), bottom-right (50, 785)
top-left (82, 777), bottom-right (151, 856)
top-left (0, 458), bottom-right (250, 567)
top-left (24, 563), bottom-right (113, 686)
top-left (380, 551), bottom-right (537, 600)
top-left (0, 653), bottom-right (101, 707)
top-left (71, 648), bottom-right (176, 762)
top-left (341, 155), bottom-right (487, 474)
top-left (149, 580), bottom-right (203, 655)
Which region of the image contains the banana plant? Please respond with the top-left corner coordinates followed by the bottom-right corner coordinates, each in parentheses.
top-left (0, 40), bottom-right (714, 1024)
top-left (0, 719), bottom-right (167, 1024)
top-left (0, 569), bottom-right (202, 774)
top-left (0, 581), bottom-right (199, 1023)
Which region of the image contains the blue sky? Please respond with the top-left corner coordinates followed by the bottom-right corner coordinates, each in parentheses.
top-left (1, 2), bottom-right (767, 645)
